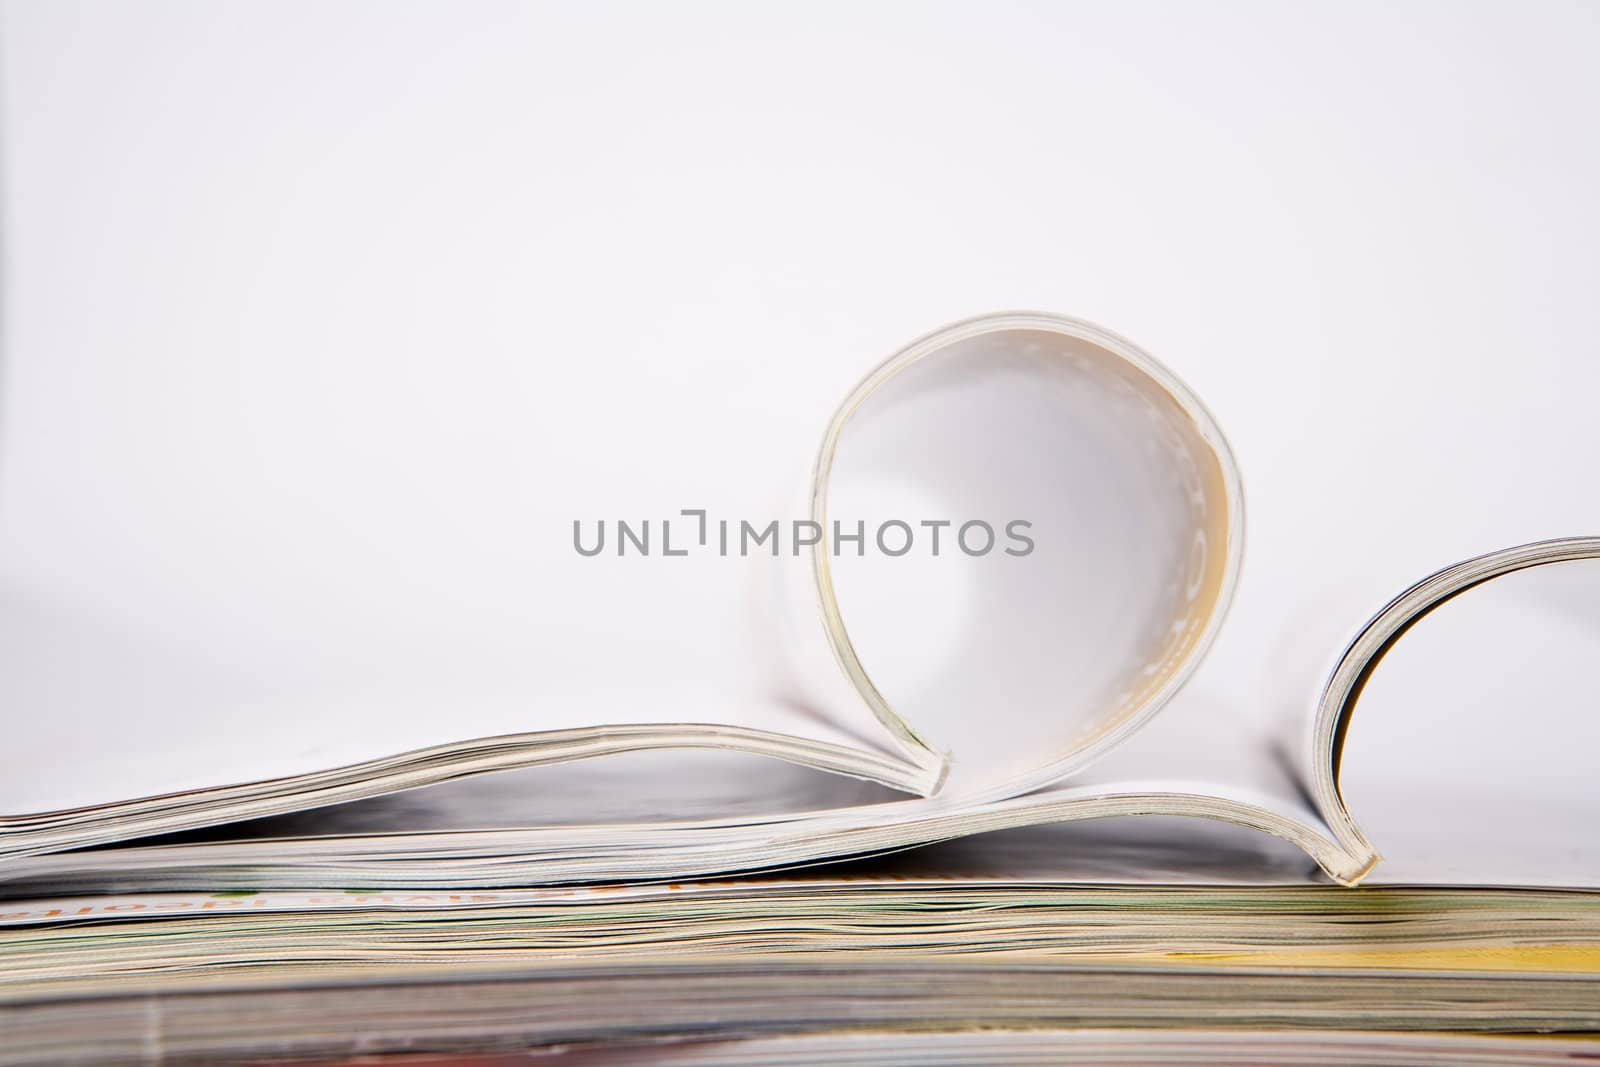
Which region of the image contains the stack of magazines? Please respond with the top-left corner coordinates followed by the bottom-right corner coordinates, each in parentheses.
top-left (3, 314), bottom-right (1597, 1062)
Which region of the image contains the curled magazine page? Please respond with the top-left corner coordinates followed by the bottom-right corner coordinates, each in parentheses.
top-left (1310, 541), bottom-right (1600, 887)
top-left (1029, 538), bottom-right (1600, 887)
top-left (811, 313), bottom-right (1243, 803)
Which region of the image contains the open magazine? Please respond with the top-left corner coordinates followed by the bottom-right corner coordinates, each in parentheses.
top-left (2, 312), bottom-right (1596, 891)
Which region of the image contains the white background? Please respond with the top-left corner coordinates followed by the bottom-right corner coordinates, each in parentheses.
top-left (4, 2), bottom-right (1599, 816)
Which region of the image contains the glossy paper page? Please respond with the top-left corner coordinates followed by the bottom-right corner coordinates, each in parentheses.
top-left (819, 317), bottom-right (1241, 801)
top-left (1338, 557), bottom-right (1600, 886)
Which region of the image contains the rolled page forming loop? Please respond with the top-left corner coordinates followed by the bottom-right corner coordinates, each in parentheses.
top-left (1310, 535), bottom-right (1600, 880)
top-left (808, 312), bottom-right (1244, 804)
